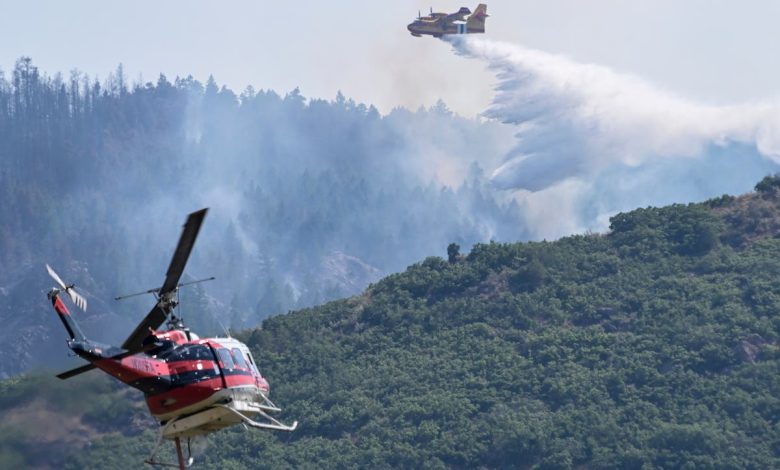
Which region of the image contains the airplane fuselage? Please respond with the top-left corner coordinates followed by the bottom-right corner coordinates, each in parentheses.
top-left (407, 4), bottom-right (487, 37)
top-left (407, 19), bottom-right (484, 37)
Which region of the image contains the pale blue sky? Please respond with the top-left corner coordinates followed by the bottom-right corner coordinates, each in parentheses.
top-left (1, 0), bottom-right (779, 115)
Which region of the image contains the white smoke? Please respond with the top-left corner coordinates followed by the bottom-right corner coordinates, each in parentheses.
top-left (449, 36), bottom-right (780, 238)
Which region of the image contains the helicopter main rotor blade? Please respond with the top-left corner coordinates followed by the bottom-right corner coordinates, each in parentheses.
top-left (120, 208), bottom-right (208, 350)
top-left (121, 304), bottom-right (166, 350)
top-left (159, 208), bottom-right (208, 296)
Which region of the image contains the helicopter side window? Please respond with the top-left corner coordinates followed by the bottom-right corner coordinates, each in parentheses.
top-left (166, 345), bottom-right (219, 386)
top-left (217, 348), bottom-right (234, 370)
top-left (167, 344), bottom-right (213, 362)
top-left (245, 352), bottom-right (260, 374)
top-left (148, 339), bottom-right (175, 359)
top-left (231, 348), bottom-right (249, 370)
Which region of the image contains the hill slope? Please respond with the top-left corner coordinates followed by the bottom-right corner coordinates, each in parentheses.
top-left (5, 180), bottom-right (780, 468)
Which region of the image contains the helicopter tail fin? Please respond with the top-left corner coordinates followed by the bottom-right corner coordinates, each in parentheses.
top-left (49, 289), bottom-right (87, 342)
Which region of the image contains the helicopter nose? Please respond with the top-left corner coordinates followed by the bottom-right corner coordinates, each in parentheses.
top-left (258, 376), bottom-right (269, 392)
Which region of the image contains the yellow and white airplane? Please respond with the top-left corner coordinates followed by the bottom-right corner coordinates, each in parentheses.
top-left (407, 4), bottom-right (488, 38)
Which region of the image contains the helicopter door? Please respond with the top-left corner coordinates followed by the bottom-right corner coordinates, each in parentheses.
top-left (230, 348), bottom-right (250, 371)
top-left (214, 347), bottom-right (235, 388)
top-left (165, 344), bottom-right (221, 387)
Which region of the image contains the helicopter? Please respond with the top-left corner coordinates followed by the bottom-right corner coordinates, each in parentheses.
top-left (46, 208), bottom-right (297, 469)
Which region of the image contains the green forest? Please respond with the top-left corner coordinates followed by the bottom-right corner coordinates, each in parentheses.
top-left (3, 178), bottom-right (780, 469)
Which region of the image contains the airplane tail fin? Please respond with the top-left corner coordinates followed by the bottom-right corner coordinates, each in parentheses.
top-left (468, 4), bottom-right (488, 27)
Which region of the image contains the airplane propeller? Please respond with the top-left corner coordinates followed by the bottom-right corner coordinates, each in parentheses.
top-left (46, 264), bottom-right (87, 311)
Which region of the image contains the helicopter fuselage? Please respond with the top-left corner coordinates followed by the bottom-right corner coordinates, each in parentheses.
top-left (68, 325), bottom-right (269, 422)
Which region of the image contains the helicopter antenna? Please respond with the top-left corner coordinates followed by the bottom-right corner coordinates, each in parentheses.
top-left (217, 318), bottom-right (232, 338)
top-left (168, 277), bottom-right (233, 338)
top-left (201, 292), bottom-right (232, 338)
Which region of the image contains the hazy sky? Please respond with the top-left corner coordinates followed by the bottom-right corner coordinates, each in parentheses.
top-left (2, 1), bottom-right (780, 115)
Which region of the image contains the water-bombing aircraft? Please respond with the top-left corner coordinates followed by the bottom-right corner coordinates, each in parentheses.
top-left (407, 4), bottom-right (488, 37)
top-left (46, 209), bottom-right (296, 469)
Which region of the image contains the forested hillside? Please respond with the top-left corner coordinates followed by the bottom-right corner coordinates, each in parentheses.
top-left (3, 180), bottom-right (780, 469)
top-left (0, 58), bottom-right (522, 376)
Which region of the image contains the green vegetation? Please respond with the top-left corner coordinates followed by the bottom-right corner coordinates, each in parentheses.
top-left (0, 373), bottom-right (152, 469)
top-left (754, 174), bottom-right (780, 194)
top-left (4, 186), bottom-right (780, 469)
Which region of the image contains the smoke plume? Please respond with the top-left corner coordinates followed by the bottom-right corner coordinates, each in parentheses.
top-left (449, 36), bottom-right (780, 238)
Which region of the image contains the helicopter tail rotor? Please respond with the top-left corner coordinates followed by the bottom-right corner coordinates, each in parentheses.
top-left (46, 264), bottom-right (87, 311)
top-left (46, 264), bottom-right (88, 341)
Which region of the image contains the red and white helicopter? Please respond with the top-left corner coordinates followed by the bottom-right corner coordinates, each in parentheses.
top-left (46, 208), bottom-right (296, 469)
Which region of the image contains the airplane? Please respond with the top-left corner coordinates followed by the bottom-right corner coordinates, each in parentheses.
top-left (46, 208), bottom-right (296, 469)
top-left (407, 4), bottom-right (488, 38)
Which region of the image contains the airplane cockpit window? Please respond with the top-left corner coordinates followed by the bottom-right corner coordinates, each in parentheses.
top-left (231, 348), bottom-right (249, 370)
top-left (217, 348), bottom-right (234, 370)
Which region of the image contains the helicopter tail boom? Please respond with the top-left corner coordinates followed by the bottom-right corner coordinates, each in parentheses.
top-left (49, 289), bottom-right (87, 341)
top-left (48, 286), bottom-right (159, 380)
top-left (55, 342), bottom-right (158, 380)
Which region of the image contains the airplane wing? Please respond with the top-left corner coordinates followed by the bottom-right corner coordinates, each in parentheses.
top-left (421, 14), bottom-right (459, 30)
top-left (444, 7), bottom-right (471, 22)
top-left (421, 16), bottom-right (447, 27)
top-left (444, 13), bottom-right (467, 23)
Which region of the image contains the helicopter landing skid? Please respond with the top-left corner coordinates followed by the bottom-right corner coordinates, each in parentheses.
top-left (145, 417), bottom-right (194, 469)
top-left (145, 437), bottom-right (194, 470)
top-left (215, 403), bottom-right (298, 432)
top-left (144, 402), bottom-right (296, 468)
